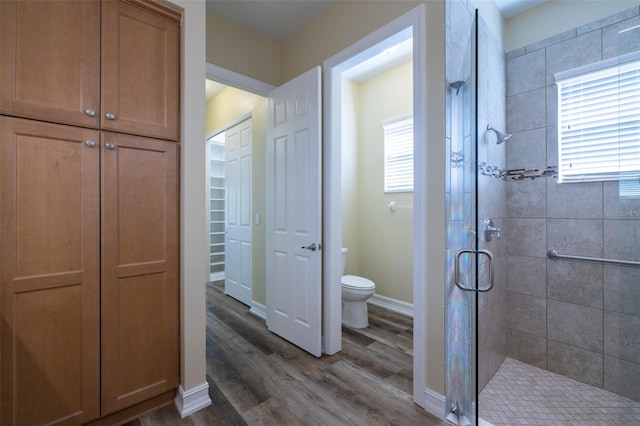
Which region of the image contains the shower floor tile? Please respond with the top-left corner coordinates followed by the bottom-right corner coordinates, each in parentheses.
top-left (479, 357), bottom-right (640, 425)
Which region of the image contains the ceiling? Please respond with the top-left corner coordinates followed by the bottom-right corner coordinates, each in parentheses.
top-left (495, 0), bottom-right (548, 18)
top-left (205, 0), bottom-right (549, 101)
top-left (205, 0), bottom-right (333, 43)
top-left (205, 0), bottom-right (549, 44)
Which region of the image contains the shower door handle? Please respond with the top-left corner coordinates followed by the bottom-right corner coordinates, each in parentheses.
top-left (454, 248), bottom-right (494, 292)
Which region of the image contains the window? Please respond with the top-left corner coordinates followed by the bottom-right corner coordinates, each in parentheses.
top-left (383, 115), bottom-right (413, 192)
top-left (555, 51), bottom-right (640, 183)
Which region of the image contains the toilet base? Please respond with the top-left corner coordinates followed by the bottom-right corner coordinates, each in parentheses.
top-left (342, 300), bottom-right (369, 328)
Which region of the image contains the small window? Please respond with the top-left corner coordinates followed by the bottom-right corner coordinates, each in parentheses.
top-left (383, 115), bottom-right (413, 192)
top-left (555, 52), bottom-right (640, 183)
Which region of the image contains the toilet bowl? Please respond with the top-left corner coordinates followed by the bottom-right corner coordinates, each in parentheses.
top-left (341, 248), bottom-right (375, 328)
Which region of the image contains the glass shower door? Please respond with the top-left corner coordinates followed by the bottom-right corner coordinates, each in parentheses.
top-left (445, 7), bottom-right (481, 425)
top-left (445, 5), bottom-right (498, 424)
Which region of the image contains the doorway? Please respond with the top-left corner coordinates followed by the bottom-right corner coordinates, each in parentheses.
top-left (323, 4), bottom-right (427, 406)
top-left (205, 69), bottom-right (271, 316)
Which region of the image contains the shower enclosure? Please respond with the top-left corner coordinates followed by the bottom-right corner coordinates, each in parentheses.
top-left (446, 1), bottom-right (640, 424)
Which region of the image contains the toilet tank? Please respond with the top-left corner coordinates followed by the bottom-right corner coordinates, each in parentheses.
top-left (341, 248), bottom-right (348, 276)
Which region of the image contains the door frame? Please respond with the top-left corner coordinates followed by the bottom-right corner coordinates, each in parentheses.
top-left (322, 4), bottom-right (427, 406)
top-left (205, 64), bottom-right (273, 317)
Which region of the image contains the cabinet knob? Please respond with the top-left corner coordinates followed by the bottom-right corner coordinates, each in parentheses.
top-left (105, 142), bottom-right (116, 150)
top-left (85, 140), bottom-right (96, 148)
top-left (105, 112), bottom-right (117, 120)
top-left (85, 108), bottom-right (96, 117)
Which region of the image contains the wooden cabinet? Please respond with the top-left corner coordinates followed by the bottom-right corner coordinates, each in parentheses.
top-left (0, 120), bottom-right (179, 424)
top-left (0, 0), bottom-right (101, 128)
top-left (0, 0), bottom-right (179, 141)
top-left (0, 0), bottom-right (180, 424)
top-left (101, 1), bottom-right (180, 141)
top-left (100, 132), bottom-right (179, 414)
top-left (0, 117), bottom-right (101, 425)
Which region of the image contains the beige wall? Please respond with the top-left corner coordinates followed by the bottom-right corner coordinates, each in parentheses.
top-left (351, 61), bottom-right (414, 304)
top-left (205, 87), bottom-right (268, 305)
top-left (206, 12), bottom-right (281, 86)
top-left (504, 0), bottom-right (639, 52)
top-left (281, 1), bottom-right (421, 82)
top-left (174, 0), bottom-right (208, 395)
top-left (341, 79), bottom-right (361, 275)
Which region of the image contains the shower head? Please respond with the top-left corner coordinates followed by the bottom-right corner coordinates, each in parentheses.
top-left (487, 125), bottom-right (512, 144)
top-left (449, 80), bottom-right (465, 95)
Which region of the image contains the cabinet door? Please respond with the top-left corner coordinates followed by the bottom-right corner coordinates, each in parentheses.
top-left (0, 117), bottom-right (100, 425)
top-left (0, 0), bottom-right (100, 128)
top-left (100, 132), bottom-right (178, 415)
top-left (101, 0), bottom-right (180, 141)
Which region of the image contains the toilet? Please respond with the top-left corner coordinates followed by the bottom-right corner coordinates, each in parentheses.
top-left (341, 248), bottom-right (376, 328)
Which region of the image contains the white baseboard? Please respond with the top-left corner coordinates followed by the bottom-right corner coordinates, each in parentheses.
top-left (174, 382), bottom-right (212, 418)
top-left (423, 387), bottom-right (446, 421)
top-left (368, 293), bottom-right (414, 318)
top-left (249, 300), bottom-right (266, 320)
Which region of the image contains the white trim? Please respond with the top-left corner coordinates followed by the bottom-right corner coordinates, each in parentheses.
top-left (205, 63), bottom-right (275, 97)
top-left (209, 272), bottom-right (224, 282)
top-left (554, 49), bottom-right (640, 82)
top-left (368, 294), bottom-right (414, 318)
top-left (174, 383), bottom-right (212, 418)
top-left (423, 387), bottom-right (446, 420)
top-left (249, 300), bottom-right (267, 320)
top-left (322, 4), bottom-right (428, 407)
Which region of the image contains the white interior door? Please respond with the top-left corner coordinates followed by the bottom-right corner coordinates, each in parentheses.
top-left (266, 67), bottom-right (322, 357)
top-left (225, 118), bottom-right (253, 305)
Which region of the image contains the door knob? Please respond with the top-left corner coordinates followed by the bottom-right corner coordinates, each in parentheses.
top-left (302, 243), bottom-right (317, 251)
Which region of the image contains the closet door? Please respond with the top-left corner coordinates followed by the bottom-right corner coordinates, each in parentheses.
top-left (100, 132), bottom-right (179, 415)
top-left (0, 117), bottom-right (100, 425)
top-left (0, 0), bottom-right (100, 128)
top-left (101, 0), bottom-right (180, 141)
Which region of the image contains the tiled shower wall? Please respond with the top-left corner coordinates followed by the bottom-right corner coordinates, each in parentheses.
top-left (505, 6), bottom-right (640, 402)
top-left (476, 12), bottom-right (507, 392)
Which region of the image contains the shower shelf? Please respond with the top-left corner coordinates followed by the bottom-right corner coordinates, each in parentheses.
top-left (547, 249), bottom-right (640, 269)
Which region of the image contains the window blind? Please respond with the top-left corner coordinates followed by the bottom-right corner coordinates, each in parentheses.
top-left (383, 115), bottom-right (413, 193)
top-left (555, 52), bottom-right (640, 183)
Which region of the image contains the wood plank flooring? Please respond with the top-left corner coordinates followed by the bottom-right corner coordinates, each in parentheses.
top-left (125, 281), bottom-right (442, 425)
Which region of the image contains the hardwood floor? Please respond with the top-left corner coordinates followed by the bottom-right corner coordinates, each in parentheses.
top-left (126, 281), bottom-right (442, 425)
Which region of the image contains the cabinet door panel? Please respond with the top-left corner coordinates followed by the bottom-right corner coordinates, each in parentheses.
top-left (0, 117), bottom-right (100, 425)
top-left (0, 0), bottom-right (100, 128)
top-left (100, 132), bottom-right (178, 415)
top-left (101, 1), bottom-right (179, 141)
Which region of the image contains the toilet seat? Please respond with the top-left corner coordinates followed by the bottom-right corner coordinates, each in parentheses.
top-left (342, 275), bottom-right (375, 290)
